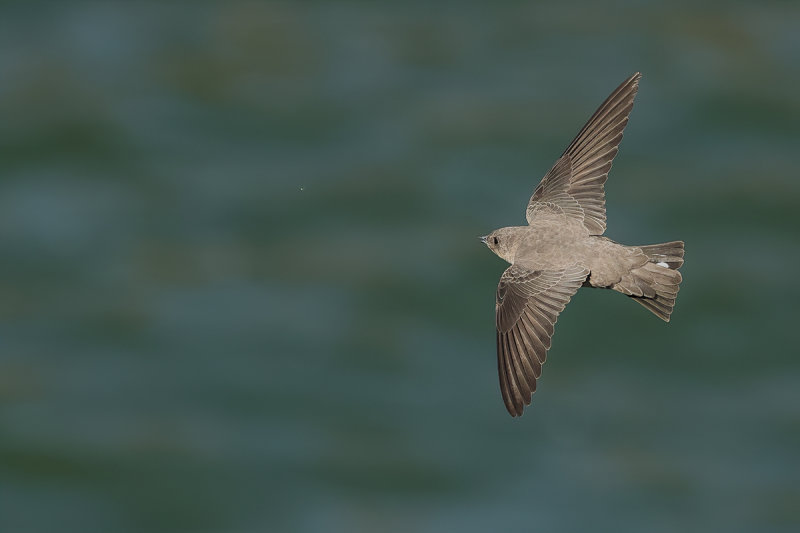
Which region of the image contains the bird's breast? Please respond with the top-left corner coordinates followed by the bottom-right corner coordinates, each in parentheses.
top-left (514, 219), bottom-right (589, 269)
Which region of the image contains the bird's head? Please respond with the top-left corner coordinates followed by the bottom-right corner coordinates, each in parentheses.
top-left (480, 227), bottom-right (524, 264)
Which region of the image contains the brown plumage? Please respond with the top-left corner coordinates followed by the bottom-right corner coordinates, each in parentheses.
top-left (480, 73), bottom-right (684, 417)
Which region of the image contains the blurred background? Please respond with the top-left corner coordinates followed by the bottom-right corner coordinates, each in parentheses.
top-left (1, 2), bottom-right (798, 532)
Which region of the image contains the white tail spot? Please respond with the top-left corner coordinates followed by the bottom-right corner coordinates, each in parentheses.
top-left (656, 261), bottom-right (669, 268)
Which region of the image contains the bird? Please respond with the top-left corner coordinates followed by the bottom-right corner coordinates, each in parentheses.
top-left (480, 72), bottom-right (684, 417)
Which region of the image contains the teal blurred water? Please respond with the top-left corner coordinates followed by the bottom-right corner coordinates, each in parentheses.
top-left (1, 2), bottom-right (799, 532)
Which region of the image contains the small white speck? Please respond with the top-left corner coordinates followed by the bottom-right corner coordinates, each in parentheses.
top-left (656, 261), bottom-right (669, 268)
top-left (299, 186), bottom-right (304, 192)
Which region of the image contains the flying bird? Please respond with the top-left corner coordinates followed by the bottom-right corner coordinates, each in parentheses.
top-left (480, 73), bottom-right (684, 417)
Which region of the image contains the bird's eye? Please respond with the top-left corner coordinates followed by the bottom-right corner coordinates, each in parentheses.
top-left (493, 237), bottom-right (499, 245)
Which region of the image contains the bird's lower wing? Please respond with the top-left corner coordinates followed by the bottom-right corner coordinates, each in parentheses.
top-left (496, 264), bottom-right (589, 416)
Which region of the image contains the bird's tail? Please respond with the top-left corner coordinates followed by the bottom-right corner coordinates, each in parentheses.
top-left (613, 241), bottom-right (685, 322)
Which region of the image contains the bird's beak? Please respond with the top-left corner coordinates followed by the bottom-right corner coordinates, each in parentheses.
top-left (479, 235), bottom-right (489, 245)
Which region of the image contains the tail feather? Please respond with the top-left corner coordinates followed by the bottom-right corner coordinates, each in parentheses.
top-left (633, 295), bottom-right (675, 321)
top-left (616, 241), bottom-right (684, 322)
top-left (638, 241), bottom-right (684, 269)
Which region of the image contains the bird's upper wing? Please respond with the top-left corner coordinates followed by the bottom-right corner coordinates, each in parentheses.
top-left (526, 73), bottom-right (641, 235)
top-left (495, 264), bottom-right (589, 416)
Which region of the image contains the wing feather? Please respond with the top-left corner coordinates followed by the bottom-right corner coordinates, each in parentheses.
top-left (526, 73), bottom-right (641, 235)
top-left (495, 264), bottom-right (589, 416)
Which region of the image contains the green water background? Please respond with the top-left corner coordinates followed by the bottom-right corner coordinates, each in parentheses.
top-left (1, 2), bottom-right (799, 532)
